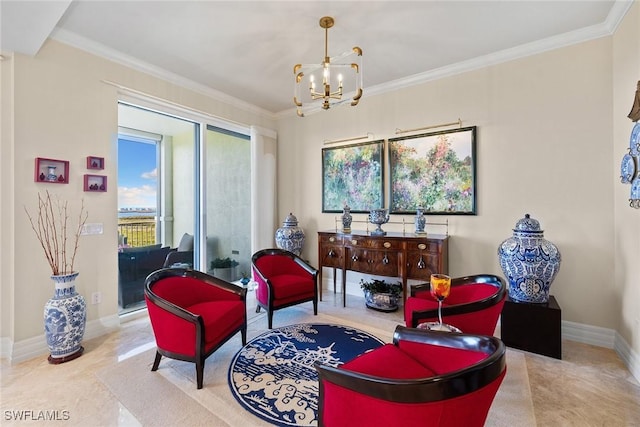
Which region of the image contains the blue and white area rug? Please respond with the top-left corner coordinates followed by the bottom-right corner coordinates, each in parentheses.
top-left (228, 323), bottom-right (385, 426)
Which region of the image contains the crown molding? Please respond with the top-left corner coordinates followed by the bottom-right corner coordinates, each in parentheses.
top-left (50, 28), bottom-right (277, 121)
top-left (363, 4), bottom-right (633, 103)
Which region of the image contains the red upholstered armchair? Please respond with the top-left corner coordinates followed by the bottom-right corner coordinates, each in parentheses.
top-left (405, 274), bottom-right (507, 335)
top-left (144, 268), bottom-right (247, 389)
top-left (315, 326), bottom-right (506, 427)
top-left (251, 248), bottom-right (318, 329)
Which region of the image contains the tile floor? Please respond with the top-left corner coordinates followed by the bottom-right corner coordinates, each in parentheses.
top-left (2, 289), bottom-right (639, 426)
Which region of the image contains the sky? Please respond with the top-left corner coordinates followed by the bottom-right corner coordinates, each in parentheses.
top-left (117, 138), bottom-right (157, 209)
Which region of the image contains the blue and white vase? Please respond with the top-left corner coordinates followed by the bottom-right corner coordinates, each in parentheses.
top-left (44, 272), bottom-right (86, 363)
top-left (342, 205), bottom-right (352, 233)
top-left (498, 214), bottom-right (561, 304)
top-left (414, 207), bottom-right (426, 234)
top-left (275, 213), bottom-right (305, 256)
top-left (46, 165), bottom-right (58, 182)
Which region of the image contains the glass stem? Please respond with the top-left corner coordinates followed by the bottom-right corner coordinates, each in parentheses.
top-left (437, 300), bottom-right (443, 325)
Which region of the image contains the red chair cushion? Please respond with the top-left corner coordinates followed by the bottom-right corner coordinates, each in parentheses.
top-left (152, 276), bottom-right (239, 306)
top-left (187, 300), bottom-right (245, 351)
top-left (341, 344), bottom-right (436, 379)
top-left (269, 274), bottom-right (315, 300)
top-left (396, 341), bottom-right (487, 375)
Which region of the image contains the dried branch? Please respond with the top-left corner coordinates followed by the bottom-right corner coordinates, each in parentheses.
top-left (24, 190), bottom-right (88, 276)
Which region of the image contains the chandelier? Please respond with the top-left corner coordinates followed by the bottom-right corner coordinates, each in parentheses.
top-left (293, 16), bottom-right (363, 117)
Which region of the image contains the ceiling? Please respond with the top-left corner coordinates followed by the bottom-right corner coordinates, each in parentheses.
top-left (1, 1), bottom-right (632, 117)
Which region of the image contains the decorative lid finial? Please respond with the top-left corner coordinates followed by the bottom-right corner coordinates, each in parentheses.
top-left (513, 213), bottom-right (543, 234)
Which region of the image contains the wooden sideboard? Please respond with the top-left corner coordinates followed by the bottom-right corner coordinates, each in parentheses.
top-left (317, 230), bottom-right (449, 306)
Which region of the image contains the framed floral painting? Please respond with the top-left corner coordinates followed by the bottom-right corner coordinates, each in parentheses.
top-left (322, 140), bottom-right (384, 213)
top-left (389, 126), bottom-right (477, 215)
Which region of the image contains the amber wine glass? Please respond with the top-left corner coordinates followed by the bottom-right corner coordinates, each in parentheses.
top-left (430, 274), bottom-right (452, 328)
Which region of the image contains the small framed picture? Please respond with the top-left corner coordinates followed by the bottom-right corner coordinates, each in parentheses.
top-left (35, 157), bottom-right (69, 184)
top-left (84, 174), bottom-right (107, 192)
top-left (87, 156), bottom-right (104, 170)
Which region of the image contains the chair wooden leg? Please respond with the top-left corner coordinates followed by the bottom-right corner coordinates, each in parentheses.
top-left (256, 306), bottom-right (261, 313)
top-left (241, 326), bottom-right (247, 345)
top-left (151, 351), bottom-right (162, 371)
top-left (313, 299), bottom-right (318, 315)
top-left (268, 311), bottom-right (273, 329)
top-left (196, 358), bottom-right (204, 389)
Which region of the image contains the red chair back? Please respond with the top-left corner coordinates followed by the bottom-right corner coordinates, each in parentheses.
top-left (316, 326), bottom-right (506, 427)
top-left (405, 274), bottom-right (507, 335)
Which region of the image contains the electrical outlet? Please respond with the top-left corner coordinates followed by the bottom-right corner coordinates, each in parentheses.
top-left (232, 250), bottom-right (240, 255)
top-left (91, 292), bottom-right (101, 305)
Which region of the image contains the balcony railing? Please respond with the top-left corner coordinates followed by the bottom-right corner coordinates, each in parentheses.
top-left (118, 219), bottom-right (156, 247)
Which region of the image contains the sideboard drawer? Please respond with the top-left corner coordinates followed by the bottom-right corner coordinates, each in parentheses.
top-left (319, 244), bottom-right (344, 268)
top-left (406, 252), bottom-right (440, 281)
top-left (346, 236), bottom-right (403, 250)
top-left (319, 233), bottom-right (344, 244)
top-left (406, 240), bottom-right (441, 253)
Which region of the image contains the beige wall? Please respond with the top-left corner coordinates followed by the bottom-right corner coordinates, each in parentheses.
top-left (0, 39), bottom-right (274, 346)
top-left (613, 2), bottom-right (640, 367)
top-left (171, 131), bottom-right (196, 245)
top-left (1, 44), bottom-right (16, 346)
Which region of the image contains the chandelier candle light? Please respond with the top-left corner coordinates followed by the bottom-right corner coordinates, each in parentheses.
top-left (293, 16), bottom-right (363, 117)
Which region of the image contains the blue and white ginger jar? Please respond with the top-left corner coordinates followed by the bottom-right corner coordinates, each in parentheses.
top-left (275, 213), bottom-right (305, 256)
top-left (415, 207), bottom-right (426, 234)
top-left (498, 214), bottom-right (561, 304)
top-left (342, 205), bottom-right (353, 233)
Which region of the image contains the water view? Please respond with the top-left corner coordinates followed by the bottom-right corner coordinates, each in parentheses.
top-left (118, 209), bottom-right (156, 218)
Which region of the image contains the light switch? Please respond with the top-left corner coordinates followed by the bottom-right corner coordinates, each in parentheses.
top-left (81, 223), bottom-right (103, 235)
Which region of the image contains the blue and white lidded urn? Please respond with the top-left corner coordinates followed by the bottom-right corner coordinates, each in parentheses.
top-left (275, 213), bottom-right (305, 256)
top-left (498, 214), bottom-right (561, 304)
top-left (342, 204), bottom-right (353, 233)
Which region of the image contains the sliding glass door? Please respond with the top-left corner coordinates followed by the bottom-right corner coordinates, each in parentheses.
top-left (117, 99), bottom-right (256, 314)
top-left (117, 102), bottom-right (197, 314)
top-left (203, 126), bottom-right (251, 280)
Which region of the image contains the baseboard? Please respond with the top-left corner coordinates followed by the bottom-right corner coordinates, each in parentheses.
top-left (562, 320), bottom-right (616, 348)
top-left (0, 337), bottom-right (11, 360)
top-left (614, 332), bottom-right (640, 383)
top-left (560, 320), bottom-right (640, 382)
top-left (2, 314), bottom-right (120, 364)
